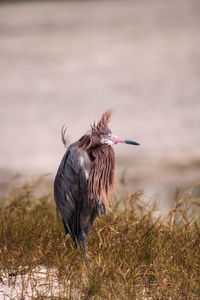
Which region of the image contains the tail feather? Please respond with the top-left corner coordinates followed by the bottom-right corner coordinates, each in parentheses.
top-left (61, 125), bottom-right (68, 147)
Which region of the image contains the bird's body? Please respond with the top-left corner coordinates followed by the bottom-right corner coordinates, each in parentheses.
top-left (54, 110), bottom-right (139, 264)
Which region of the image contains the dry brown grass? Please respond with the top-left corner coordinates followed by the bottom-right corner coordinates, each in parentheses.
top-left (0, 180), bottom-right (199, 299)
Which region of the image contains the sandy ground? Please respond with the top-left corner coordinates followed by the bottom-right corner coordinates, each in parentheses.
top-left (0, 266), bottom-right (77, 299)
top-left (0, 0), bottom-right (200, 210)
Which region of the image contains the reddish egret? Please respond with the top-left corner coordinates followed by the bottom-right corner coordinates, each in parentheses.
top-left (54, 110), bottom-right (139, 264)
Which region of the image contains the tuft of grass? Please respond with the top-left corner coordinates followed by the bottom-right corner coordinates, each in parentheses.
top-left (0, 180), bottom-right (200, 299)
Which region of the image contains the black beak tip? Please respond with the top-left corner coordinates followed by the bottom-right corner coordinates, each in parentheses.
top-left (125, 139), bottom-right (140, 146)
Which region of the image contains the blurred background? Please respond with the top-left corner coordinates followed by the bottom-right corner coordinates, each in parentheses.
top-left (0, 0), bottom-right (199, 213)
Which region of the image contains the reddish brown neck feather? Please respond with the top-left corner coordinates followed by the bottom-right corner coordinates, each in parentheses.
top-left (79, 110), bottom-right (115, 206)
top-left (79, 135), bottom-right (115, 206)
top-left (88, 144), bottom-right (115, 206)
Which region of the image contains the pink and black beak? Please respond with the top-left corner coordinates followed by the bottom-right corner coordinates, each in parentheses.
top-left (124, 139), bottom-right (140, 145)
top-left (107, 135), bottom-right (140, 146)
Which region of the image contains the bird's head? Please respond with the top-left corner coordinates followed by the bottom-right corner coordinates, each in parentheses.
top-left (84, 110), bottom-right (140, 148)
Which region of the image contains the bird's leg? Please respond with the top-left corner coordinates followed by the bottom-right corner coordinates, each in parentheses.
top-left (97, 203), bottom-right (107, 217)
top-left (79, 229), bottom-right (88, 266)
top-left (100, 203), bottom-right (107, 217)
top-left (103, 204), bottom-right (107, 217)
top-left (100, 204), bottom-right (104, 215)
top-left (73, 238), bottom-right (78, 249)
top-left (96, 206), bottom-right (100, 218)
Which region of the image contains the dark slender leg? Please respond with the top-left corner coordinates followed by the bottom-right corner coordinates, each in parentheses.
top-left (80, 230), bottom-right (88, 266)
top-left (103, 204), bottom-right (107, 217)
top-left (73, 240), bottom-right (78, 249)
top-left (100, 204), bottom-right (107, 217)
top-left (96, 206), bottom-right (100, 218)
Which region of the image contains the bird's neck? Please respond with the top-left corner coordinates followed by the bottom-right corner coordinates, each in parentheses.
top-left (79, 134), bottom-right (115, 206)
top-left (88, 144), bottom-right (115, 207)
top-left (79, 134), bottom-right (92, 152)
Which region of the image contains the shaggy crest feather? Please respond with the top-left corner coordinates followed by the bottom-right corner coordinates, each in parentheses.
top-left (91, 109), bottom-right (113, 135)
top-left (79, 110), bottom-right (115, 206)
top-left (61, 125), bottom-right (68, 147)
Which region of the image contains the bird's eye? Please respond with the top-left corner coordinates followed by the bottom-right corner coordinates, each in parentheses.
top-left (101, 133), bottom-right (111, 139)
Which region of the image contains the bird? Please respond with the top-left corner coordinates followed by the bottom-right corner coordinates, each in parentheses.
top-left (54, 110), bottom-right (139, 265)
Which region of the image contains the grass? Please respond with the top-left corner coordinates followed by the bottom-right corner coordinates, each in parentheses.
top-left (0, 180), bottom-right (200, 299)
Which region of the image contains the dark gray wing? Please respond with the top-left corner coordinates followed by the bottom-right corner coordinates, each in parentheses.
top-left (54, 142), bottom-right (92, 244)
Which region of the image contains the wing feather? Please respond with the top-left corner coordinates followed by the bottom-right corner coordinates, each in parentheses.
top-left (54, 142), bottom-right (91, 243)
